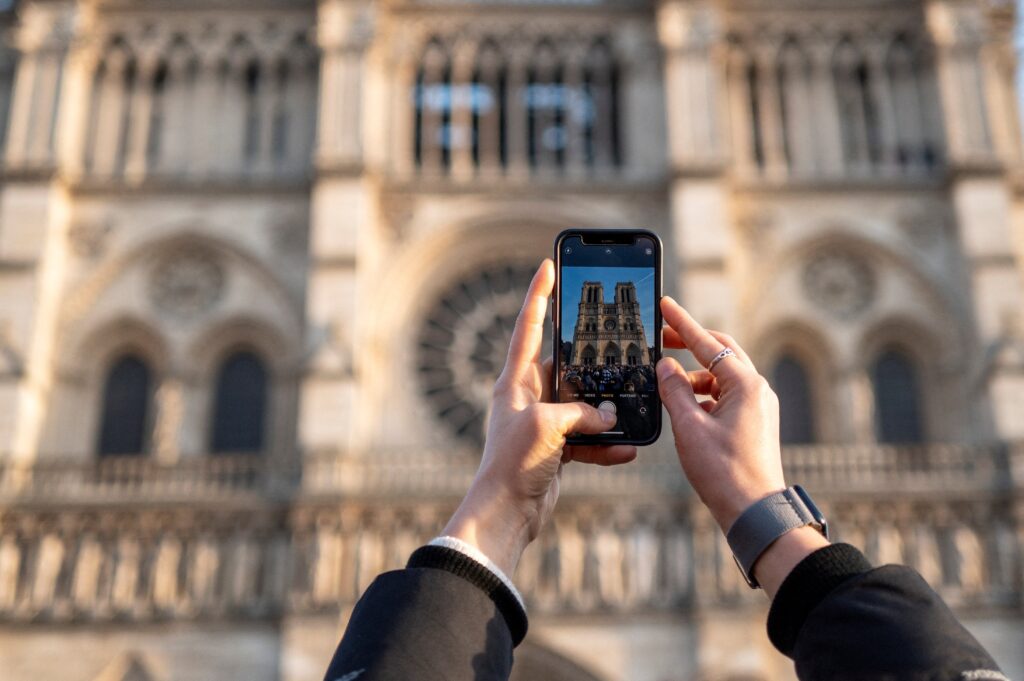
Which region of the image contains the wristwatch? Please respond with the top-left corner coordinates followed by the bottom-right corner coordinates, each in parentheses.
top-left (725, 485), bottom-right (829, 589)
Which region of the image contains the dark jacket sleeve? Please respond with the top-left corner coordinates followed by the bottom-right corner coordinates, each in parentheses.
top-left (768, 543), bottom-right (1004, 681)
top-left (323, 546), bottom-right (527, 681)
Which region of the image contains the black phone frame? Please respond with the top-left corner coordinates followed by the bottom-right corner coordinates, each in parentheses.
top-left (552, 228), bottom-right (663, 446)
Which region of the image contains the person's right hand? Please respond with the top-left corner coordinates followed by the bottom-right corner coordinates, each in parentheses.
top-left (656, 296), bottom-right (787, 532)
top-left (657, 296), bottom-right (830, 598)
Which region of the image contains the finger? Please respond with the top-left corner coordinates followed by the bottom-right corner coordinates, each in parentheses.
top-left (502, 260), bottom-right (554, 380)
top-left (699, 400), bottom-right (716, 413)
top-left (660, 297), bottom-right (750, 384)
top-left (656, 357), bottom-right (704, 424)
top-left (663, 325), bottom-right (686, 349)
top-left (707, 330), bottom-right (755, 369)
top-left (547, 401), bottom-right (617, 435)
top-left (564, 444), bottom-right (638, 467)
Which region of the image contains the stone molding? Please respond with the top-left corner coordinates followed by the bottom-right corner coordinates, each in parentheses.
top-left (0, 444), bottom-right (1020, 623)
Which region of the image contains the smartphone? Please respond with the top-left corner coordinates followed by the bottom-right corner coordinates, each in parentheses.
top-left (553, 229), bottom-right (662, 446)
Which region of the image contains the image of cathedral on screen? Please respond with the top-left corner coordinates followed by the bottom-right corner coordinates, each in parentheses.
top-left (569, 281), bottom-right (651, 367)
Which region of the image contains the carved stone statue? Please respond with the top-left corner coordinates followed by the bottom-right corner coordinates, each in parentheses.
top-left (187, 537), bottom-right (220, 610)
top-left (954, 525), bottom-right (984, 594)
top-left (71, 536), bottom-right (104, 610)
top-left (152, 536), bottom-right (183, 611)
top-left (595, 525), bottom-right (625, 608)
top-left (31, 533), bottom-right (64, 612)
top-left (627, 519), bottom-right (659, 606)
top-left (0, 535), bottom-right (20, 610)
top-left (313, 526), bottom-right (343, 604)
top-left (111, 537), bottom-right (141, 613)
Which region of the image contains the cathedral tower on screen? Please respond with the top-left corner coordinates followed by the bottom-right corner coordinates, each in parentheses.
top-left (0, 0), bottom-right (1022, 679)
top-left (570, 282), bottom-right (651, 366)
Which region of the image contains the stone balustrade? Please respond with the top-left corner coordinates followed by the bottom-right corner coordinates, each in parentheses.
top-left (1, 442), bottom-right (1020, 502)
top-left (0, 442), bottom-right (1019, 623)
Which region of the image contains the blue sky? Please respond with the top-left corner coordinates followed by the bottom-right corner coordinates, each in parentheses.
top-left (560, 266), bottom-right (656, 343)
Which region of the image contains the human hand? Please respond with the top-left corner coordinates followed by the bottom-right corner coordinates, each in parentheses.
top-left (657, 296), bottom-right (787, 531)
top-left (658, 296), bottom-right (828, 596)
top-left (442, 259), bottom-right (637, 576)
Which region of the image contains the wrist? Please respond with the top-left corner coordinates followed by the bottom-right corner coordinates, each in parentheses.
top-left (443, 478), bottom-right (532, 576)
top-left (753, 525), bottom-right (831, 599)
top-left (713, 485), bottom-right (786, 533)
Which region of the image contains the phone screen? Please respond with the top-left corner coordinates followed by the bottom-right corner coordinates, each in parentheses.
top-left (556, 232), bottom-right (661, 444)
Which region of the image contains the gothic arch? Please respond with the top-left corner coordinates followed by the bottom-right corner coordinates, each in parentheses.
top-left (59, 229), bottom-right (303, 340)
top-left (752, 319), bottom-right (837, 442)
top-left (751, 229), bottom-right (969, 357)
top-left (856, 315), bottom-right (951, 443)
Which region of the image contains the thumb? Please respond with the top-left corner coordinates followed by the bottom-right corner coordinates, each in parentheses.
top-left (548, 401), bottom-right (617, 436)
top-left (657, 358), bottom-right (703, 426)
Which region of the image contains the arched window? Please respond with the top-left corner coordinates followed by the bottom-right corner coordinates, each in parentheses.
top-left (146, 61), bottom-right (168, 165)
top-left (834, 39), bottom-right (881, 169)
top-left (746, 60), bottom-right (765, 170)
top-left (582, 39), bottom-right (620, 168)
top-left (526, 40), bottom-right (566, 170)
top-left (210, 351), bottom-right (268, 453)
top-left (871, 348), bottom-right (924, 444)
top-left (414, 38), bottom-right (452, 172)
top-left (243, 60), bottom-right (262, 162)
top-left (770, 354), bottom-right (815, 444)
top-left (472, 39), bottom-right (507, 170)
top-left (97, 354), bottom-right (152, 456)
top-left (887, 36), bottom-right (941, 171)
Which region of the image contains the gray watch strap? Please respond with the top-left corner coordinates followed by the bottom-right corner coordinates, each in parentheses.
top-left (726, 487), bottom-right (821, 588)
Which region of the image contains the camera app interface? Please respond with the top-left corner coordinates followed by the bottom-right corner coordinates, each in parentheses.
top-left (558, 236), bottom-right (659, 441)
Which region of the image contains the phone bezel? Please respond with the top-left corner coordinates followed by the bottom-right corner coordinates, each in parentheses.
top-left (553, 228), bottom-right (663, 446)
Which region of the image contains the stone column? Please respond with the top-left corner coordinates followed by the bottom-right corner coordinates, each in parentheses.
top-left (657, 0), bottom-right (736, 332)
top-left (449, 38), bottom-right (476, 182)
top-left (925, 0), bottom-right (1024, 440)
top-left (808, 40), bottom-right (845, 176)
top-left (0, 1), bottom-right (77, 463)
top-left (754, 46), bottom-right (787, 180)
top-left (4, 2), bottom-right (71, 170)
top-left (300, 0), bottom-right (374, 459)
top-left (505, 43), bottom-right (530, 179)
top-left (865, 40), bottom-right (900, 174)
top-left (123, 56), bottom-right (157, 182)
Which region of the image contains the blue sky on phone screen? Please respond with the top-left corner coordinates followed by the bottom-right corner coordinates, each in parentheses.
top-left (560, 266), bottom-right (656, 343)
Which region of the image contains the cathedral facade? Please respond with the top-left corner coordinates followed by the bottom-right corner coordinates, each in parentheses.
top-left (569, 282), bottom-right (651, 366)
top-left (0, 0), bottom-right (1023, 680)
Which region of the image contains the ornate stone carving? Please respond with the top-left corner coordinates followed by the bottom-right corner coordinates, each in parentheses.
top-left (801, 251), bottom-right (876, 320)
top-left (148, 248), bottom-right (226, 320)
top-left (417, 262), bottom-right (541, 446)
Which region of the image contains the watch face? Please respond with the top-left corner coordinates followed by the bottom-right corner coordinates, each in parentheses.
top-left (604, 318), bottom-right (616, 330)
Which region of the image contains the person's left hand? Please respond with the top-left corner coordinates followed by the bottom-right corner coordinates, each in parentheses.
top-left (442, 259), bottom-right (637, 575)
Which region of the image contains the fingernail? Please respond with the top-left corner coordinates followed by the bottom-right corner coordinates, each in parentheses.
top-left (657, 358), bottom-right (674, 379)
top-left (600, 409), bottom-right (616, 426)
top-left (662, 295), bottom-right (677, 306)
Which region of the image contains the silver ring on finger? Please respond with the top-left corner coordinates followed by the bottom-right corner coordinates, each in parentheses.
top-left (707, 347), bottom-right (736, 373)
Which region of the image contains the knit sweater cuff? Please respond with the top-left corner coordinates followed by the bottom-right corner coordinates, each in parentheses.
top-left (767, 543), bottom-right (872, 656)
top-left (407, 544), bottom-right (529, 647)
